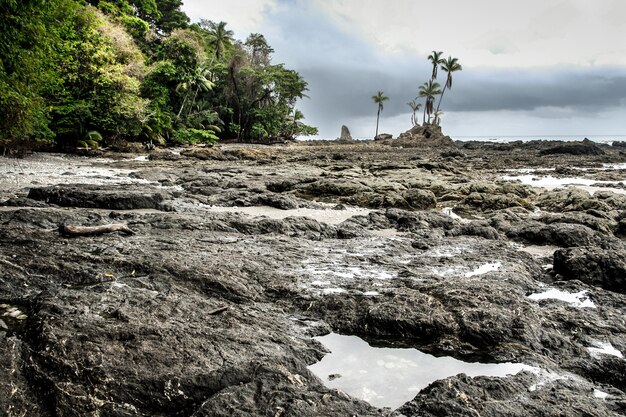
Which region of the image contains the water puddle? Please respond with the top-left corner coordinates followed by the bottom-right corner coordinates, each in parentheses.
top-left (0, 153), bottom-right (154, 200)
top-left (465, 262), bottom-right (502, 277)
top-left (594, 389), bottom-right (610, 399)
top-left (430, 262), bottom-right (502, 279)
top-left (425, 243), bottom-right (475, 258)
top-left (528, 289), bottom-right (596, 308)
top-left (204, 205), bottom-right (370, 225)
top-left (501, 174), bottom-right (626, 195)
top-left (308, 333), bottom-right (533, 409)
top-left (587, 341), bottom-right (623, 359)
top-left (517, 244), bottom-right (559, 258)
top-left (601, 162), bottom-right (626, 170)
top-left (441, 207), bottom-right (468, 223)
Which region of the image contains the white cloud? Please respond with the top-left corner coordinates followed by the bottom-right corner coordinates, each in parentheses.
top-left (313, 0), bottom-right (626, 68)
top-left (181, 0), bottom-right (277, 36)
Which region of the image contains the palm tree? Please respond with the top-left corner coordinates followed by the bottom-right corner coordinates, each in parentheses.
top-left (187, 99), bottom-right (223, 132)
top-left (427, 50), bottom-right (445, 80)
top-left (176, 64), bottom-right (214, 118)
top-left (407, 99), bottom-right (421, 126)
top-left (372, 91), bottom-right (389, 138)
top-left (435, 56), bottom-right (462, 114)
top-left (418, 80), bottom-right (442, 124)
top-left (206, 21), bottom-right (234, 61)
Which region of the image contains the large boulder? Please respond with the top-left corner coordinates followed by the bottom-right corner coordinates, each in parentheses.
top-left (539, 139), bottom-right (605, 156)
top-left (392, 124), bottom-right (455, 147)
top-left (553, 246), bottom-right (626, 293)
top-left (27, 185), bottom-right (170, 211)
top-left (537, 189), bottom-right (613, 212)
top-left (403, 188), bottom-right (437, 210)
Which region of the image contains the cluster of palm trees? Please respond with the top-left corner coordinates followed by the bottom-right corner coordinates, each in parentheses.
top-left (372, 51), bottom-right (462, 137)
top-left (419, 51), bottom-right (462, 125)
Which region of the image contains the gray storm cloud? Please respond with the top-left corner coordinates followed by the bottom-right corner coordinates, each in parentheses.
top-left (299, 65), bottom-right (626, 134)
top-left (182, 0), bottom-right (626, 137)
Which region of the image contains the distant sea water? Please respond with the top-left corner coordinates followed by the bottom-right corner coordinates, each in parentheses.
top-left (452, 135), bottom-right (626, 145)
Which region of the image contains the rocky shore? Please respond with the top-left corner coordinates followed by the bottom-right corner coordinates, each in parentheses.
top-left (1, 139), bottom-right (625, 416)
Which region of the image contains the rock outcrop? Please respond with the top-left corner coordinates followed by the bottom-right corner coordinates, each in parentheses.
top-left (554, 246), bottom-right (626, 293)
top-left (392, 123), bottom-right (454, 147)
top-left (336, 125), bottom-right (353, 142)
top-left (539, 139), bottom-right (605, 156)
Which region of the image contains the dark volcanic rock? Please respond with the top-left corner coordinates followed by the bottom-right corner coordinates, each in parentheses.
top-left (398, 372), bottom-right (625, 417)
top-left (540, 139), bottom-right (605, 156)
top-left (554, 246), bottom-right (626, 293)
top-left (403, 189), bottom-right (437, 210)
top-left (28, 185), bottom-right (170, 210)
top-left (537, 189), bottom-right (616, 212)
top-left (337, 125), bottom-right (353, 141)
top-left (505, 222), bottom-right (602, 247)
top-left (392, 124), bottom-right (455, 147)
top-left (2, 143), bottom-right (626, 416)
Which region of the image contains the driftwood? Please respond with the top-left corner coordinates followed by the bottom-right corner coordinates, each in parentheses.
top-left (59, 223), bottom-right (135, 237)
top-left (207, 306), bottom-right (229, 315)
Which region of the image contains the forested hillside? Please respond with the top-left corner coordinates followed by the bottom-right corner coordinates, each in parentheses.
top-left (0, 0), bottom-right (317, 152)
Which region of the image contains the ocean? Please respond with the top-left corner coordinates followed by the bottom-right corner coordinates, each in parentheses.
top-left (452, 135), bottom-right (626, 144)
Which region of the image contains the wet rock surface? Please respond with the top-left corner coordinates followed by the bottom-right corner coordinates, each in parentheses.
top-left (0, 140), bottom-right (625, 416)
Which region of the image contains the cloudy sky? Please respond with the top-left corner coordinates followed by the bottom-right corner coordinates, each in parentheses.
top-left (181, 0), bottom-right (626, 139)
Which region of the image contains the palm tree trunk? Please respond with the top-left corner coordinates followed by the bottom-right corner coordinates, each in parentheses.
top-left (177, 92), bottom-right (190, 118)
top-left (435, 82), bottom-right (448, 114)
top-left (422, 104), bottom-right (427, 124)
top-left (375, 106), bottom-right (381, 138)
top-left (187, 86), bottom-right (200, 118)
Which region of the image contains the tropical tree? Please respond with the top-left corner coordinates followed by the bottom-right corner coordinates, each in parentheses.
top-left (427, 50), bottom-right (445, 80)
top-left (176, 64), bottom-right (214, 118)
top-left (418, 80), bottom-right (441, 124)
top-left (407, 99), bottom-right (421, 126)
top-left (203, 20), bottom-right (234, 61)
top-left (245, 33), bottom-right (274, 66)
top-left (372, 90), bottom-right (389, 138)
top-left (435, 56), bottom-right (462, 114)
top-left (284, 109), bottom-right (318, 139)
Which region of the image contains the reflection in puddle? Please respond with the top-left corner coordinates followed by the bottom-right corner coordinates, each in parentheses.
top-left (308, 333), bottom-right (533, 409)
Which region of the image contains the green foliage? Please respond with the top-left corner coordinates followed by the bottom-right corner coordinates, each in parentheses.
top-left (0, 0), bottom-right (316, 150)
top-left (418, 80), bottom-right (442, 123)
top-left (121, 15), bottom-right (150, 38)
top-left (78, 130), bottom-right (103, 149)
top-left (0, 0), bottom-right (70, 147)
top-left (153, 0), bottom-right (188, 33)
top-left (46, 7), bottom-right (149, 146)
top-left (173, 128), bottom-right (218, 145)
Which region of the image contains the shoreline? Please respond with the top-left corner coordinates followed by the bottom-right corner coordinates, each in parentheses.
top-left (1, 143), bottom-right (625, 415)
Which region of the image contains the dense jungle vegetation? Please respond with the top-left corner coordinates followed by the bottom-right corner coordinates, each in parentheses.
top-left (0, 0), bottom-right (317, 152)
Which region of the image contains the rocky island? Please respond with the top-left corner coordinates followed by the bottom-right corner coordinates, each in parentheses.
top-left (1, 137), bottom-right (625, 416)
